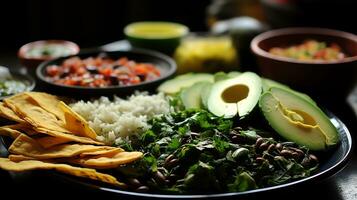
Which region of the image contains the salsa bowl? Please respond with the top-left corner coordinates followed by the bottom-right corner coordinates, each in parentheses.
top-left (36, 49), bottom-right (176, 98)
top-left (251, 27), bottom-right (357, 97)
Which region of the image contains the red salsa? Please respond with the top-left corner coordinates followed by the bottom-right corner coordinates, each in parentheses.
top-left (45, 55), bottom-right (161, 87)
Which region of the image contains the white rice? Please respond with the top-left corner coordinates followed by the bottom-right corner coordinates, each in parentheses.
top-left (70, 92), bottom-right (170, 145)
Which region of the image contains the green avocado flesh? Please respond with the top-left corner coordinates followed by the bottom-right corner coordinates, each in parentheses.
top-left (207, 72), bottom-right (262, 118)
top-left (259, 87), bottom-right (339, 151)
top-left (180, 82), bottom-right (210, 109)
top-left (262, 78), bottom-right (316, 105)
top-left (158, 73), bottom-right (214, 94)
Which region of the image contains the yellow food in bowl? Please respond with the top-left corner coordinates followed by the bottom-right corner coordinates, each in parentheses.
top-left (124, 22), bottom-right (188, 39)
top-left (174, 35), bottom-right (239, 74)
top-left (124, 21), bottom-right (189, 54)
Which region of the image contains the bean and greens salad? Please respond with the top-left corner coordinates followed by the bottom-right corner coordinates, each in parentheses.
top-left (114, 105), bottom-right (319, 194)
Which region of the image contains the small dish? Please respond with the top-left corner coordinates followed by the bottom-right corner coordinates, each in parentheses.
top-left (250, 27), bottom-right (357, 97)
top-left (0, 67), bottom-right (35, 100)
top-left (36, 49), bottom-right (176, 98)
top-left (18, 40), bottom-right (80, 76)
top-left (124, 21), bottom-right (189, 55)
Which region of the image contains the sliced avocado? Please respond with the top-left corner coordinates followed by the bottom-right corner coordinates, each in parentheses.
top-left (207, 72), bottom-right (262, 118)
top-left (180, 81), bottom-right (210, 109)
top-left (214, 71), bottom-right (242, 82)
top-left (227, 71), bottom-right (242, 78)
top-left (158, 73), bottom-right (214, 94)
top-left (262, 78), bottom-right (290, 92)
top-left (214, 72), bottom-right (229, 82)
top-left (200, 83), bottom-right (213, 108)
top-left (262, 78), bottom-right (316, 106)
top-left (259, 87), bottom-right (339, 151)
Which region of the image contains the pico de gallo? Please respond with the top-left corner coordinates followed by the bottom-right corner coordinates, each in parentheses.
top-left (45, 55), bottom-right (161, 87)
top-left (269, 40), bottom-right (346, 61)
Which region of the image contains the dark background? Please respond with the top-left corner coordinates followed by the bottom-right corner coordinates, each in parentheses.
top-left (0, 0), bottom-right (357, 53)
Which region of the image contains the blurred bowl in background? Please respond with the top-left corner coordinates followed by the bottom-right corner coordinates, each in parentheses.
top-left (18, 40), bottom-right (80, 77)
top-left (124, 21), bottom-right (189, 55)
top-left (174, 32), bottom-right (239, 74)
top-left (251, 27), bottom-right (357, 98)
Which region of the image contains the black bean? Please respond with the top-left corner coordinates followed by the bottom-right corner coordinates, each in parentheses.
top-left (135, 186), bottom-right (149, 192)
top-left (255, 137), bottom-right (264, 148)
top-left (292, 152), bottom-right (300, 160)
top-left (231, 135), bottom-right (239, 143)
top-left (259, 142), bottom-right (269, 150)
top-left (168, 174), bottom-right (178, 181)
top-left (127, 178), bottom-right (142, 188)
top-left (164, 154), bottom-right (174, 165)
top-left (153, 171), bottom-right (166, 184)
top-left (289, 147), bottom-right (305, 155)
top-left (166, 158), bottom-right (179, 168)
top-left (275, 143), bottom-right (283, 151)
top-left (280, 150), bottom-right (293, 157)
top-left (309, 154), bottom-right (318, 163)
top-left (301, 157), bottom-right (311, 167)
top-left (256, 157), bottom-right (265, 163)
top-left (233, 127), bottom-right (242, 131)
top-left (230, 130), bottom-right (239, 135)
top-left (267, 144), bottom-right (275, 152)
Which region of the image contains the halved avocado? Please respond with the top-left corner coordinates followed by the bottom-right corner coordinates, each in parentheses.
top-left (180, 81), bottom-right (210, 109)
top-left (158, 73), bottom-right (214, 94)
top-left (207, 72), bottom-right (262, 118)
top-left (259, 87), bottom-right (339, 151)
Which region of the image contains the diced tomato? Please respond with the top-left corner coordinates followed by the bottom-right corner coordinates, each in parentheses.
top-left (46, 65), bottom-right (59, 76)
top-left (99, 68), bottom-right (112, 77)
top-left (45, 55), bottom-right (160, 87)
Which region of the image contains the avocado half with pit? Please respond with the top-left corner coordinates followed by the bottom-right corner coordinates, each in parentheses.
top-left (207, 72), bottom-right (262, 118)
top-left (259, 87), bottom-right (339, 151)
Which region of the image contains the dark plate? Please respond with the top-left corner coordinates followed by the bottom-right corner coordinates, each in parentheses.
top-left (0, 72), bottom-right (36, 100)
top-left (36, 49), bottom-right (176, 98)
top-left (0, 111), bottom-right (352, 199)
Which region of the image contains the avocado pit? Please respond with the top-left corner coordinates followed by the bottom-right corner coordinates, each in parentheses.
top-left (221, 84), bottom-right (249, 103)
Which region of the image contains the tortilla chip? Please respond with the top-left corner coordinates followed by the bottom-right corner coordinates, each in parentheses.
top-left (9, 134), bottom-right (113, 159)
top-left (0, 158), bottom-right (125, 187)
top-left (79, 148), bottom-right (124, 157)
top-left (36, 136), bottom-right (73, 149)
top-left (8, 154), bottom-right (36, 162)
top-left (58, 101), bottom-right (97, 140)
top-left (4, 93), bottom-right (70, 133)
top-left (72, 151), bottom-right (143, 169)
top-left (0, 102), bottom-right (26, 123)
top-left (35, 127), bottom-right (103, 145)
top-left (4, 124), bottom-right (39, 136)
top-left (0, 127), bottom-right (22, 139)
top-left (24, 92), bottom-right (65, 121)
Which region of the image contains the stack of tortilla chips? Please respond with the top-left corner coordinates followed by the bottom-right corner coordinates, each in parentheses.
top-left (0, 92), bottom-right (143, 188)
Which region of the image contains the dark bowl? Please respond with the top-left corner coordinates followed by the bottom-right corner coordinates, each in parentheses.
top-left (36, 49), bottom-right (176, 98)
top-left (251, 27), bottom-right (357, 98)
